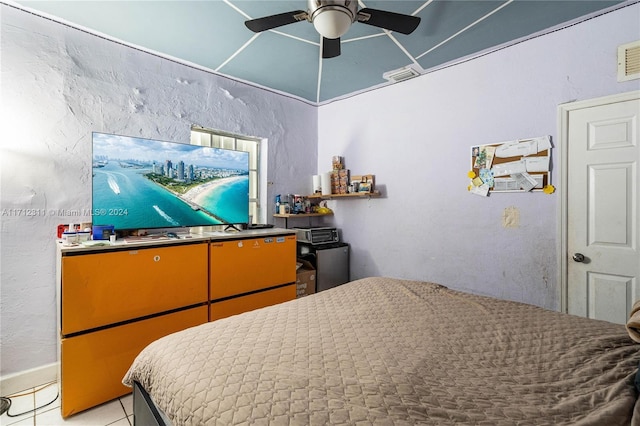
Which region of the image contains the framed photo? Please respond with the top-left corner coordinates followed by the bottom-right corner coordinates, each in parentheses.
top-left (358, 182), bottom-right (372, 193)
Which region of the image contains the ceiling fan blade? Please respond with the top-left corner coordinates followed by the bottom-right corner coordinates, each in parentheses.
top-left (357, 8), bottom-right (421, 35)
top-left (322, 37), bottom-right (341, 59)
top-left (245, 10), bottom-right (307, 33)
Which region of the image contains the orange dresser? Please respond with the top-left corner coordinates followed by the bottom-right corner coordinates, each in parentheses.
top-left (57, 230), bottom-right (296, 417)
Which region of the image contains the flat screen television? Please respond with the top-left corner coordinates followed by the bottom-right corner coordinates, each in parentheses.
top-left (92, 132), bottom-right (250, 231)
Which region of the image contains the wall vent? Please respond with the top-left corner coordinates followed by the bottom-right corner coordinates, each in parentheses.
top-left (383, 65), bottom-right (421, 83)
top-left (618, 40), bottom-right (640, 82)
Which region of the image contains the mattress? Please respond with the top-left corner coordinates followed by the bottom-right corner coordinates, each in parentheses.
top-left (123, 277), bottom-right (640, 425)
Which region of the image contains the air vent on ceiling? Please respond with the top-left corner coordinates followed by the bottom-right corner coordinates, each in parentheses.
top-left (383, 65), bottom-right (421, 83)
top-left (618, 40), bottom-right (640, 82)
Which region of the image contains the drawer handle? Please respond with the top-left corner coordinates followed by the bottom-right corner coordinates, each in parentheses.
top-left (154, 255), bottom-right (161, 262)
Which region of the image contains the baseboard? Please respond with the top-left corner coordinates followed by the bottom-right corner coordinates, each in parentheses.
top-left (0, 363), bottom-right (58, 396)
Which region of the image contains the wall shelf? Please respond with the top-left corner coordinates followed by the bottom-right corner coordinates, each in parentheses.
top-left (273, 213), bottom-right (333, 229)
top-left (273, 213), bottom-right (333, 218)
top-left (307, 190), bottom-right (381, 200)
top-left (273, 191), bottom-right (380, 228)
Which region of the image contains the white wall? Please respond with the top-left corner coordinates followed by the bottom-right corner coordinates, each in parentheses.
top-left (0, 4), bottom-right (317, 378)
top-left (317, 4), bottom-right (640, 310)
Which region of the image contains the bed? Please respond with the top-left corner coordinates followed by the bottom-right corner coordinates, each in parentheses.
top-left (123, 277), bottom-right (640, 425)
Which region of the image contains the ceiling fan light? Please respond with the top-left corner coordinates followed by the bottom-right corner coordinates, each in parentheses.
top-left (313, 8), bottom-right (352, 39)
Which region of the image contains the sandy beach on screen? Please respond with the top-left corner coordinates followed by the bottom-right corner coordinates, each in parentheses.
top-left (182, 175), bottom-right (246, 206)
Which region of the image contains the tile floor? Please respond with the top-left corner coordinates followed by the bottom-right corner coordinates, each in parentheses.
top-left (0, 382), bottom-right (132, 426)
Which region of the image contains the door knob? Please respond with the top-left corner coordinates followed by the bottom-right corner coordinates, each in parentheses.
top-left (572, 253), bottom-right (585, 262)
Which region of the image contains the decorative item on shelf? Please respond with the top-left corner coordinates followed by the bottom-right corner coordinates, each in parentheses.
top-left (338, 169), bottom-right (350, 194)
top-left (321, 172), bottom-right (332, 196)
top-left (293, 195), bottom-right (305, 213)
top-left (351, 174), bottom-right (375, 193)
top-left (316, 201), bottom-right (333, 215)
top-left (279, 203), bottom-right (290, 215)
top-left (331, 156), bottom-right (348, 194)
top-left (332, 156), bottom-right (344, 170)
top-left (312, 175), bottom-right (322, 193)
top-left (358, 182), bottom-right (371, 193)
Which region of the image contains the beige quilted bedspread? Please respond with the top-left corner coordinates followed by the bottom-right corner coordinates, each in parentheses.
top-left (123, 277), bottom-right (640, 425)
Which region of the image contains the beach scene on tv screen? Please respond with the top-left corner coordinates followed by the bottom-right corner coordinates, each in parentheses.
top-left (92, 133), bottom-right (249, 229)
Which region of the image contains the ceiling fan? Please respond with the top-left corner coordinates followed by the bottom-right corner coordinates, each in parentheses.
top-left (245, 0), bottom-right (421, 59)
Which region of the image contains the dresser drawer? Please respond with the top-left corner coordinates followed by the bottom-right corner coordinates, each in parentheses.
top-left (60, 305), bottom-right (207, 417)
top-left (209, 284), bottom-right (295, 321)
top-left (61, 243), bottom-right (207, 335)
top-left (209, 235), bottom-right (296, 300)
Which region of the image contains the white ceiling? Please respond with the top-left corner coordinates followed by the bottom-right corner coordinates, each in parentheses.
top-left (12, 0), bottom-right (633, 104)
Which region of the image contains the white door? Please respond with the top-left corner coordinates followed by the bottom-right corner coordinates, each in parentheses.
top-left (561, 91), bottom-right (640, 324)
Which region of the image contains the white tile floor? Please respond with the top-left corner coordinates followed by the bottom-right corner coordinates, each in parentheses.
top-left (0, 382), bottom-right (133, 426)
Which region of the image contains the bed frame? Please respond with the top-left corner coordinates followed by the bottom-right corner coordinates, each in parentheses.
top-left (133, 381), bottom-right (169, 426)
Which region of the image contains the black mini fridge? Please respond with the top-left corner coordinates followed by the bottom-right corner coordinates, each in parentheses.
top-left (297, 242), bottom-right (349, 292)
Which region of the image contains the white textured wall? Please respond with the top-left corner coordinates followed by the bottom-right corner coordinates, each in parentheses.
top-left (317, 4), bottom-right (640, 310)
top-left (0, 4), bottom-right (317, 377)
